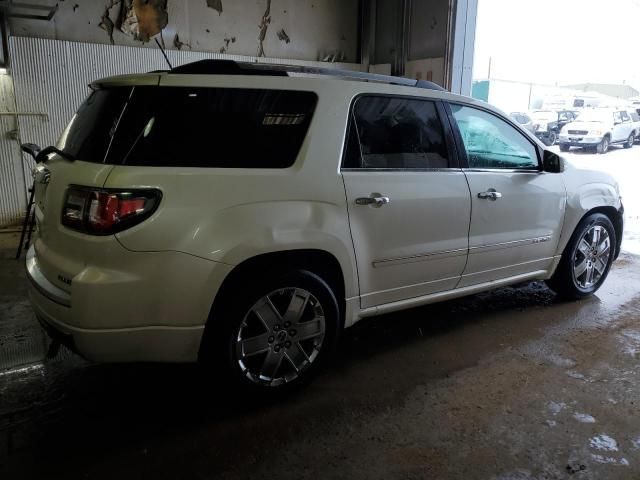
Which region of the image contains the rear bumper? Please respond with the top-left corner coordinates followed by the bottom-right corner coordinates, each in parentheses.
top-left (26, 244), bottom-right (233, 363)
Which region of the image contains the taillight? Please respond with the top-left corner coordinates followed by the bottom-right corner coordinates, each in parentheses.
top-left (62, 186), bottom-right (161, 235)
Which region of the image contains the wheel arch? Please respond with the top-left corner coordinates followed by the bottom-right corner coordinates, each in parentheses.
top-left (203, 249), bottom-right (347, 338)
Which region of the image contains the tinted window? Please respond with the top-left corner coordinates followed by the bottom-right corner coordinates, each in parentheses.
top-left (57, 87), bottom-right (132, 163)
top-left (451, 104), bottom-right (538, 170)
top-left (107, 87), bottom-right (317, 168)
top-left (343, 96), bottom-right (449, 169)
top-left (621, 111), bottom-right (630, 122)
top-left (630, 112), bottom-right (640, 122)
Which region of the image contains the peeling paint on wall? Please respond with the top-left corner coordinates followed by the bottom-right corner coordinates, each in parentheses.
top-left (206, 0), bottom-right (223, 15)
top-left (173, 33), bottom-right (191, 50)
top-left (276, 28), bottom-right (290, 44)
top-left (99, 6), bottom-right (116, 44)
top-left (119, 0), bottom-right (168, 42)
top-left (257, 0), bottom-right (271, 57)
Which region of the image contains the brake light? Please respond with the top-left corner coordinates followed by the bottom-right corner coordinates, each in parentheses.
top-left (62, 186), bottom-right (161, 235)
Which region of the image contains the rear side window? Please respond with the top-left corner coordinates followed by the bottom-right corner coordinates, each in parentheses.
top-left (343, 96), bottom-right (450, 169)
top-left (57, 87), bottom-right (132, 163)
top-left (111, 87), bottom-right (317, 168)
top-left (62, 86), bottom-right (317, 168)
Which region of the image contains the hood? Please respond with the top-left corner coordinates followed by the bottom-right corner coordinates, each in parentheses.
top-left (563, 120), bottom-right (606, 132)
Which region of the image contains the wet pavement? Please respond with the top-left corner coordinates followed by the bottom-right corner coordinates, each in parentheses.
top-left (1, 224), bottom-right (640, 479)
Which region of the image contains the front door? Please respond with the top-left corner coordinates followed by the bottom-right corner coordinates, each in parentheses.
top-left (447, 103), bottom-right (566, 287)
top-left (341, 95), bottom-right (471, 309)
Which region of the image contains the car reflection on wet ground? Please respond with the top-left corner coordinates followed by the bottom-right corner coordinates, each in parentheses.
top-left (1, 144), bottom-right (640, 479)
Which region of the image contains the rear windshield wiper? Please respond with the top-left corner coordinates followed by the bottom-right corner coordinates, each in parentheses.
top-left (37, 146), bottom-right (75, 163)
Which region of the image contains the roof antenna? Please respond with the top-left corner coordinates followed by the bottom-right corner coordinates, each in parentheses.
top-left (155, 37), bottom-right (173, 70)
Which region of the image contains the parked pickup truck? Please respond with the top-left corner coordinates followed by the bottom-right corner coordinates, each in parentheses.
top-left (559, 109), bottom-right (637, 154)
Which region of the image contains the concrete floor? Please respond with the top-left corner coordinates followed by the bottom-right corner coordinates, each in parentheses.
top-left (1, 237), bottom-right (639, 479)
top-left (1, 146), bottom-right (639, 479)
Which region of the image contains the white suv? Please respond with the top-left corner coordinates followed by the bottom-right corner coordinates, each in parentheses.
top-left (26, 60), bottom-right (624, 393)
top-left (559, 108), bottom-right (637, 153)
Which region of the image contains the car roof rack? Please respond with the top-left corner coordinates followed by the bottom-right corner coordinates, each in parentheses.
top-left (167, 60), bottom-right (446, 91)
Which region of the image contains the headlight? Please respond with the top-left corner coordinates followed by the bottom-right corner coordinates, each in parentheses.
top-left (590, 130), bottom-right (602, 136)
top-left (560, 126), bottom-right (568, 134)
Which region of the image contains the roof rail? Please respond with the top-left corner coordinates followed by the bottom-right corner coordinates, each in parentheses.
top-left (167, 60), bottom-right (447, 91)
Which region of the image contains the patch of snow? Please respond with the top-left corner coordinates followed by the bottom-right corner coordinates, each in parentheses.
top-left (566, 370), bottom-right (587, 380)
top-left (547, 401), bottom-right (566, 416)
top-left (573, 413), bottom-right (596, 423)
top-left (590, 434), bottom-right (618, 452)
top-left (591, 454), bottom-right (629, 466)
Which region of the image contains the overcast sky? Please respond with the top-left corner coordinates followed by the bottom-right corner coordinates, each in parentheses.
top-left (473, 0), bottom-right (640, 91)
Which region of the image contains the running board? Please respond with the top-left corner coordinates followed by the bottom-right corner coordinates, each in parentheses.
top-left (357, 270), bottom-right (548, 319)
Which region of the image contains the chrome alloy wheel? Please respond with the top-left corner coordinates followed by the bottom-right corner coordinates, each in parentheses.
top-left (573, 225), bottom-right (611, 289)
top-left (235, 288), bottom-right (326, 386)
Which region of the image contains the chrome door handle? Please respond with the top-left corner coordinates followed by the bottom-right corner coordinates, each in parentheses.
top-left (355, 193), bottom-right (390, 208)
top-left (477, 189), bottom-right (502, 201)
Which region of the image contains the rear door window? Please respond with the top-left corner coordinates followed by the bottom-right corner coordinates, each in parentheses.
top-left (108, 87), bottom-right (317, 168)
top-left (343, 96), bottom-right (451, 169)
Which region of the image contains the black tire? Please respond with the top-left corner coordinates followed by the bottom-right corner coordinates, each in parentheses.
top-left (559, 144), bottom-right (570, 152)
top-left (546, 213), bottom-right (616, 300)
top-left (596, 136), bottom-right (609, 154)
top-left (542, 133), bottom-right (555, 146)
top-left (200, 269), bottom-right (340, 396)
top-left (624, 133), bottom-right (634, 149)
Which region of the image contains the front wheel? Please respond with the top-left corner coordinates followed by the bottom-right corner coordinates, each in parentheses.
top-left (624, 133), bottom-right (634, 148)
top-left (201, 270), bottom-right (340, 395)
top-left (546, 213), bottom-right (616, 300)
top-left (596, 136), bottom-right (609, 154)
top-left (542, 133), bottom-right (556, 146)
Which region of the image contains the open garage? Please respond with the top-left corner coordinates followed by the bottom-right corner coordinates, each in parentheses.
top-left (1, 1), bottom-right (639, 479)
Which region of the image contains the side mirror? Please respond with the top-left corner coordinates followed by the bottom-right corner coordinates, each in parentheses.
top-left (543, 150), bottom-right (563, 173)
top-left (21, 143), bottom-right (41, 160)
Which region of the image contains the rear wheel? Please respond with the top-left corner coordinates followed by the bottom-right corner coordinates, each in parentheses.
top-left (546, 213), bottom-right (616, 300)
top-left (596, 136), bottom-right (609, 154)
top-left (201, 269), bottom-right (340, 396)
top-left (624, 133), bottom-right (634, 148)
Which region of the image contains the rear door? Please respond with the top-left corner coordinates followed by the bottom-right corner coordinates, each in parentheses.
top-left (341, 95), bottom-right (471, 308)
top-left (446, 102), bottom-right (565, 287)
top-left (612, 111), bottom-right (628, 142)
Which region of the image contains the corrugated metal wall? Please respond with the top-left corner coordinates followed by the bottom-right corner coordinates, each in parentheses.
top-left (1, 36), bottom-right (361, 227)
top-left (0, 74), bottom-right (28, 226)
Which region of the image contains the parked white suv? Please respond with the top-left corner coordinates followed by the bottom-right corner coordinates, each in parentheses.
top-left (559, 108), bottom-right (637, 153)
top-left (26, 61), bottom-right (624, 393)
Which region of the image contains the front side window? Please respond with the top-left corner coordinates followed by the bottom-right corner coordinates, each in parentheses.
top-left (621, 111), bottom-right (631, 122)
top-left (343, 96), bottom-right (450, 169)
top-left (450, 104), bottom-right (539, 170)
top-left (614, 111), bottom-right (623, 123)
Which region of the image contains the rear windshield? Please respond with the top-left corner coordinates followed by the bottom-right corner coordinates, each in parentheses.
top-left (58, 86), bottom-right (318, 168)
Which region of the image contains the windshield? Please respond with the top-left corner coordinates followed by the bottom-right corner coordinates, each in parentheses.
top-left (576, 110), bottom-right (611, 122)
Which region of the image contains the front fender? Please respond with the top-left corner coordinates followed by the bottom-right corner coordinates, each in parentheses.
top-left (557, 181), bottom-right (621, 255)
